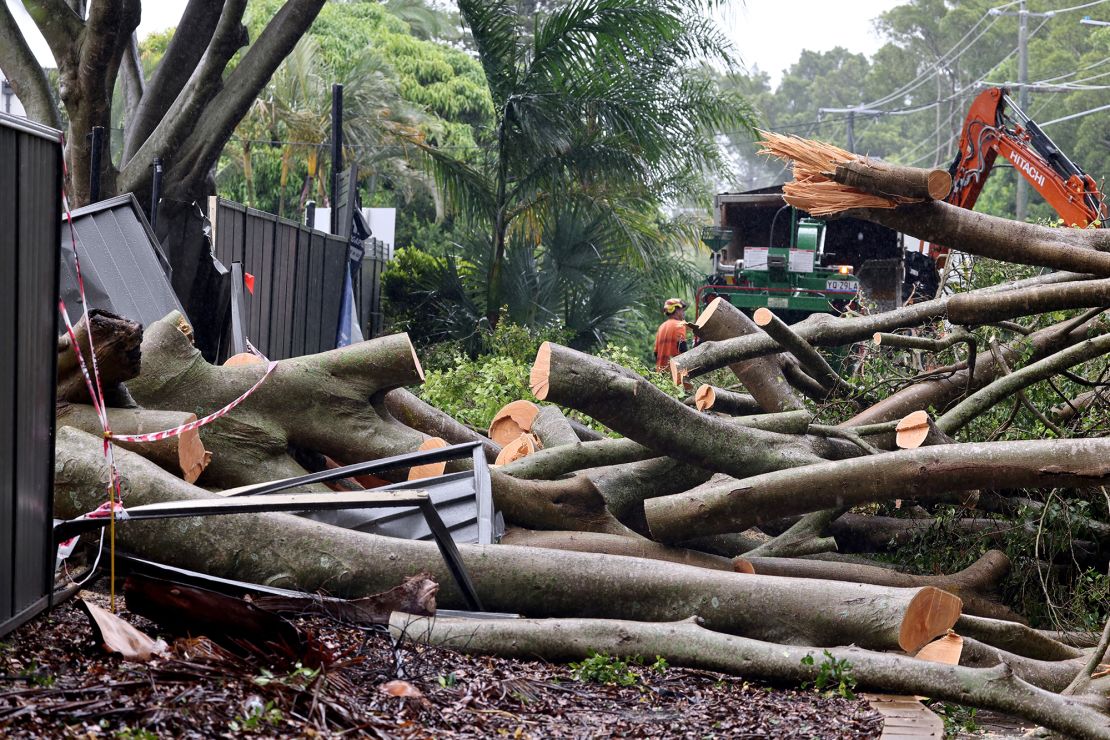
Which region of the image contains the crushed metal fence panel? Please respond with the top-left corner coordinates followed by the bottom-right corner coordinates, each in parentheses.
top-left (0, 112), bottom-right (62, 637)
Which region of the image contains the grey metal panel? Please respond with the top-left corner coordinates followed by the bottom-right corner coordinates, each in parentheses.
top-left (0, 112), bottom-right (61, 637)
top-left (257, 213), bottom-right (277, 355)
top-left (291, 231), bottom-right (310, 356)
top-left (305, 232), bottom-right (326, 353)
top-left (320, 234), bottom-right (346, 350)
top-left (277, 225), bottom-right (298, 359)
top-left (59, 193), bottom-right (184, 328)
top-left (0, 124), bottom-right (16, 623)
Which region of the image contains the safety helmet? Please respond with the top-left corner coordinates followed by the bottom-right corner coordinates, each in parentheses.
top-left (663, 298), bottom-right (688, 315)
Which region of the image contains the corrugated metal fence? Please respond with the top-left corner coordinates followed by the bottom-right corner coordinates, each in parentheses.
top-left (0, 112), bottom-right (62, 637)
top-left (208, 197), bottom-right (386, 360)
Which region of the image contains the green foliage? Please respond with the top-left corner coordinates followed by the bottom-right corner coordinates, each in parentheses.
top-left (114, 727), bottom-right (160, 740)
top-left (930, 702), bottom-right (981, 738)
top-left (437, 672), bottom-right (459, 688)
top-left (229, 698), bottom-right (283, 733)
top-left (800, 650), bottom-right (856, 700)
top-left (568, 651), bottom-right (666, 687)
top-left (253, 663), bottom-right (320, 688)
top-left (417, 317), bottom-right (682, 431)
top-left (20, 662), bottom-right (55, 688)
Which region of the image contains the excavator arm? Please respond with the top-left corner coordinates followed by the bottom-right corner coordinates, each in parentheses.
top-left (929, 87), bottom-right (1107, 262)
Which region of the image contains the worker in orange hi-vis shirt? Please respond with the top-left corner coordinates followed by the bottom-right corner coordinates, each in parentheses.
top-left (654, 298), bottom-right (689, 371)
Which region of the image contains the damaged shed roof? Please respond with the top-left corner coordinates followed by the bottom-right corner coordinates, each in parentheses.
top-left (60, 193), bottom-right (184, 329)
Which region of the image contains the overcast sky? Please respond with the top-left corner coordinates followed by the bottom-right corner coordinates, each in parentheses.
top-left (7, 0), bottom-right (899, 89)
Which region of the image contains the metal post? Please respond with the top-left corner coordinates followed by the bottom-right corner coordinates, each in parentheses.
top-left (88, 126), bottom-right (104, 203)
top-left (846, 111), bottom-right (855, 153)
top-left (1016, 0), bottom-right (1029, 222)
top-left (330, 84), bottom-right (343, 234)
top-left (150, 157), bottom-right (163, 233)
top-left (305, 200), bottom-right (316, 229)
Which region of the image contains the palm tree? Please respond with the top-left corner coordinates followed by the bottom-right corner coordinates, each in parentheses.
top-left (222, 35), bottom-right (435, 219)
top-left (411, 0), bottom-right (755, 327)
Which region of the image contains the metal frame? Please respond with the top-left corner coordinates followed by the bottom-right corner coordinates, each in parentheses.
top-left (52, 442), bottom-right (491, 611)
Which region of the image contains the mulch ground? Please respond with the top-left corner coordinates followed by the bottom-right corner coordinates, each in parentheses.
top-left (1, 583), bottom-right (884, 739)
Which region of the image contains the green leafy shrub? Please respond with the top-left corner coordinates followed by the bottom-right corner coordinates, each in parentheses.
top-left (800, 650), bottom-right (856, 699)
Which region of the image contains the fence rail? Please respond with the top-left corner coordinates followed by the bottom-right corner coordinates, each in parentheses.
top-left (207, 197), bottom-right (385, 360)
top-left (0, 112), bottom-right (62, 637)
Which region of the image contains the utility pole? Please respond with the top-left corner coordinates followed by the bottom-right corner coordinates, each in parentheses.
top-left (1016, 0), bottom-right (1029, 222)
top-left (818, 107), bottom-right (882, 154)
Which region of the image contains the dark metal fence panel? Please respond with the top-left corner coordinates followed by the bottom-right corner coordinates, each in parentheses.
top-left (0, 112), bottom-right (62, 637)
top-left (208, 197), bottom-right (381, 360)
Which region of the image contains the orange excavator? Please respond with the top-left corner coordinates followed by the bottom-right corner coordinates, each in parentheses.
top-left (928, 86), bottom-right (1108, 266)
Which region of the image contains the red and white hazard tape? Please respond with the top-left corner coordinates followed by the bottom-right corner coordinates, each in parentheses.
top-left (111, 360), bottom-right (277, 443)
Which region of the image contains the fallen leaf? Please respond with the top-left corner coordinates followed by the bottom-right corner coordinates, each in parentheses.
top-left (381, 679), bottom-right (423, 698)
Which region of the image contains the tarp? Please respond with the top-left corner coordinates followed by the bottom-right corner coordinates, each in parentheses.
top-left (60, 193), bottom-right (184, 329)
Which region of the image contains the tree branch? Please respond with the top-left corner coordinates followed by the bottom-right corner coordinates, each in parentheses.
top-left (157, 0), bottom-right (327, 200)
top-left (21, 0), bottom-right (84, 70)
top-left (121, 0), bottom-right (225, 162)
top-left (0, 2), bottom-right (62, 127)
top-left (119, 31), bottom-right (144, 125)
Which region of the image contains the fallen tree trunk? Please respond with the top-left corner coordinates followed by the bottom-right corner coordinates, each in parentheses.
top-left (57, 309), bottom-right (143, 406)
top-left (685, 297), bottom-right (804, 411)
top-left (672, 271), bottom-right (1091, 381)
top-left (529, 406), bottom-right (580, 449)
top-left (54, 426), bottom-right (960, 652)
top-left (844, 200), bottom-right (1110, 276)
top-left (533, 342), bottom-right (854, 480)
top-left (828, 513), bottom-right (1011, 553)
top-left (381, 388), bottom-right (500, 463)
top-left (753, 307), bottom-right (849, 395)
top-left (693, 385), bottom-right (762, 415)
top-left (391, 613), bottom-right (1110, 740)
top-left (128, 312), bottom-right (429, 488)
top-left (643, 438), bottom-right (1110, 542)
top-left (499, 528), bottom-right (736, 571)
top-left (499, 437), bottom-right (655, 480)
top-left (57, 404), bottom-right (210, 483)
top-left (959, 635), bottom-right (1087, 692)
top-left (956, 614), bottom-right (1085, 662)
top-left (737, 550), bottom-right (1021, 621)
top-left (946, 278), bottom-right (1110, 326)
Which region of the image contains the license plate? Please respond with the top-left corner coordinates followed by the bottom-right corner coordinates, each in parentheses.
top-left (826, 279), bottom-right (857, 293)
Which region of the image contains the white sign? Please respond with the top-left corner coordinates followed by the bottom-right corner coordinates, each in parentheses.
top-left (743, 247), bottom-right (769, 271)
top-left (788, 249), bottom-right (814, 273)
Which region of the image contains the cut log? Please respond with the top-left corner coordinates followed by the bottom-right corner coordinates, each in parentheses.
top-left (488, 400), bottom-right (540, 446)
top-left (736, 550), bottom-right (1020, 621)
top-left (895, 410), bottom-right (955, 449)
top-left (533, 342), bottom-right (853, 481)
top-left (57, 404), bottom-right (211, 483)
top-left (684, 298), bottom-right (804, 412)
top-left (693, 384), bottom-right (762, 415)
top-left (390, 613), bottom-right (1110, 740)
top-left (529, 405), bottom-right (579, 449)
top-left (643, 438), bottom-right (1110, 542)
top-left (847, 199), bottom-right (1110, 277)
top-left (382, 388), bottom-right (500, 463)
top-left (499, 528), bottom-right (736, 571)
top-left (499, 437), bottom-right (654, 481)
top-left (493, 433), bottom-right (538, 466)
top-left (831, 158), bottom-right (952, 200)
top-left (753, 307), bottom-right (849, 395)
top-left (672, 271), bottom-right (1089, 382)
top-left (223, 352), bottom-right (264, 367)
top-left (54, 426), bottom-right (960, 652)
top-left (577, 457), bottom-right (715, 533)
top-left (959, 635), bottom-right (1087, 692)
top-left (57, 309), bottom-right (142, 405)
top-left (128, 312), bottom-right (429, 489)
top-left (406, 437), bottom-right (449, 481)
top-left (947, 277), bottom-right (1110, 325)
top-left (956, 614), bottom-right (1084, 661)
